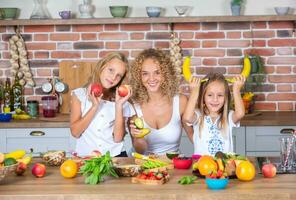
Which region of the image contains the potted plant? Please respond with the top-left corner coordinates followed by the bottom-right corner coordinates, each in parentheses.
top-left (231, 0), bottom-right (243, 16)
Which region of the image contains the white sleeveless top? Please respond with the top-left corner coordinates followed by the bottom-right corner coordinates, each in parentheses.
top-left (193, 110), bottom-right (239, 156)
top-left (134, 95), bottom-right (182, 155)
top-left (72, 88), bottom-right (133, 157)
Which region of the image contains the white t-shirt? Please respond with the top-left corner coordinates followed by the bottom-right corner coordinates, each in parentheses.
top-left (72, 88), bottom-right (133, 157)
top-left (192, 110), bottom-right (239, 156)
top-left (134, 95), bottom-right (182, 155)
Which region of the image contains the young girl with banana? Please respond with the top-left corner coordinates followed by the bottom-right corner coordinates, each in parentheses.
top-left (183, 72), bottom-right (246, 156)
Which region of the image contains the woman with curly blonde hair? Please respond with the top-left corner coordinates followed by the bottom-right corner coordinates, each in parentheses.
top-left (129, 48), bottom-right (193, 155)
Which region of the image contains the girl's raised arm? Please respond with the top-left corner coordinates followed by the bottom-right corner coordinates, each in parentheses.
top-left (183, 77), bottom-right (201, 125)
top-left (232, 75), bottom-right (246, 124)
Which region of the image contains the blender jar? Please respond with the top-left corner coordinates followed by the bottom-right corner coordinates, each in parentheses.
top-left (42, 96), bottom-right (57, 118)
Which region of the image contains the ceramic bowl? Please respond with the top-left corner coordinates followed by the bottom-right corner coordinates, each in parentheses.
top-left (205, 178), bottom-right (229, 190)
top-left (146, 7), bottom-right (162, 17)
top-left (114, 164), bottom-right (142, 177)
top-left (173, 157), bottom-right (192, 169)
top-left (0, 8), bottom-right (19, 19)
top-left (0, 113), bottom-right (12, 122)
top-left (174, 6), bottom-right (190, 16)
top-left (109, 6), bottom-right (128, 18)
top-left (274, 7), bottom-right (290, 16)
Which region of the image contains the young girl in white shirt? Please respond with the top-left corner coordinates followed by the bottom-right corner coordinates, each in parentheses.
top-left (183, 72), bottom-right (245, 156)
top-left (70, 52), bottom-right (133, 157)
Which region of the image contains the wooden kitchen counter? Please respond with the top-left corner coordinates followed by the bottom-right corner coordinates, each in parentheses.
top-left (0, 163), bottom-right (295, 200)
top-left (0, 111), bottom-right (295, 128)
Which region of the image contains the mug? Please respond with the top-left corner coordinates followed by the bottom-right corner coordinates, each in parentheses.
top-left (59, 11), bottom-right (71, 19)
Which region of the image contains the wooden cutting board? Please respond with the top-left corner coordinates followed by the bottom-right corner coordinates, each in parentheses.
top-left (59, 61), bottom-right (97, 114)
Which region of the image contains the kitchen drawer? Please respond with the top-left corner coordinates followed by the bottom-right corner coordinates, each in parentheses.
top-left (246, 126), bottom-right (296, 156)
top-left (5, 128), bottom-right (76, 155)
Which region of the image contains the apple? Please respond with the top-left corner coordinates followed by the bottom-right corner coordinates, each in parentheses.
top-left (15, 162), bottom-right (27, 176)
top-left (32, 163), bottom-right (46, 178)
top-left (91, 83), bottom-right (103, 97)
top-left (118, 85), bottom-right (129, 97)
top-left (262, 163), bottom-right (277, 178)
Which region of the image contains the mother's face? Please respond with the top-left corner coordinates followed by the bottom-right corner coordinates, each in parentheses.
top-left (141, 58), bottom-right (163, 93)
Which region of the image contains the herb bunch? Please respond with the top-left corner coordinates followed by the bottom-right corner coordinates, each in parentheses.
top-left (79, 151), bottom-right (118, 184)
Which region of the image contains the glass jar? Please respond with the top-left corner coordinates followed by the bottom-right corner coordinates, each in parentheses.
top-left (30, 0), bottom-right (51, 19)
top-left (41, 96), bottom-right (57, 118)
top-left (27, 100), bottom-right (39, 118)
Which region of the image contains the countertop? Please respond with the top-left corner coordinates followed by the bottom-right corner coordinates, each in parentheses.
top-left (0, 161), bottom-right (295, 200)
top-left (0, 111), bottom-right (295, 129)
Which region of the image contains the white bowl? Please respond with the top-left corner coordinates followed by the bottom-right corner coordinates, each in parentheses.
top-left (274, 7), bottom-right (290, 16)
top-left (175, 6), bottom-right (190, 17)
top-left (146, 7), bottom-right (162, 17)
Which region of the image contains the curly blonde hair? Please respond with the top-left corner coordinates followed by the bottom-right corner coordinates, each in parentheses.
top-left (130, 48), bottom-right (180, 104)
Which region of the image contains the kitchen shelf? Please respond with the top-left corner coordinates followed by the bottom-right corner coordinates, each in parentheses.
top-left (0, 15), bottom-right (295, 26)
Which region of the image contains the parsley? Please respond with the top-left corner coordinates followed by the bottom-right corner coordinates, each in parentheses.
top-left (79, 151), bottom-right (118, 184)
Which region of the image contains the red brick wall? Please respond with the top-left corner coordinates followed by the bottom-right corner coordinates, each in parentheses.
top-left (0, 21), bottom-right (295, 111)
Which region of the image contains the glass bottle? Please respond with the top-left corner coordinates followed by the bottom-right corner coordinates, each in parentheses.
top-left (12, 76), bottom-right (23, 111)
top-left (79, 0), bottom-right (94, 18)
top-left (30, 0), bottom-right (51, 19)
top-left (0, 80), bottom-right (3, 112)
top-left (3, 78), bottom-right (14, 113)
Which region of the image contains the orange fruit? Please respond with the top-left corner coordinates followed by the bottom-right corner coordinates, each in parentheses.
top-left (236, 160), bottom-right (256, 181)
top-left (197, 155), bottom-right (218, 176)
top-left (60, 159), bottom-right (78, 178)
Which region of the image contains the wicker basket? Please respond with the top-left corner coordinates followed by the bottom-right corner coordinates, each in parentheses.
top-left (0, 163), bottom-right (18, 181)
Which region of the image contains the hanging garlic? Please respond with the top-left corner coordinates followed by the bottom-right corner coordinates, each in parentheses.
top-left (8, 31), bottom-right (34, 87)
top-left (169, 32), bottom-right (183, 76)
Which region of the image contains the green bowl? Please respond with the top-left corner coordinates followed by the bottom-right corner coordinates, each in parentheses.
top-left (109, 6), bottom-right (128, 18)
top-left (0, 8), bottom-right (19, 19)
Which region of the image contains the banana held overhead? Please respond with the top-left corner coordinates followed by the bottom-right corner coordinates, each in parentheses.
top-left (182, 55), bottom-right (251, 83)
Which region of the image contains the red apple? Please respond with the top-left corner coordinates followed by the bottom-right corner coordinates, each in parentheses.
top-left (118, 85), bottom-right (129, 97)
top-left (262, 163), bottom-right (277, 178)
top-left (91, 83), bottom-right (103, 97)
top-left (32, 163), bottom-right (46, 178)
top-left (15, 162), bottom-right (27, 176)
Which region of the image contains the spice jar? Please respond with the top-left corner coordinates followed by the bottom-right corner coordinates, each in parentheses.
top-left (41, 96), bottom-right (57, 118)
top-left (27, 100), bottom-right (39, 118)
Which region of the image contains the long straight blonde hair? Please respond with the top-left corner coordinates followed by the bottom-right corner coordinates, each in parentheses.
top-left (197, 72), bottom-right (231, 139)
top-left (86, 52), bottom-right (129, 100)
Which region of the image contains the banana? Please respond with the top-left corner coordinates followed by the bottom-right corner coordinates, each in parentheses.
top-left (226, 55), bottom-right (251, 83)
top-left (183, 55), bottom-right (251, 84)
top-left (241, 55), bottom-right (251, 78)
top-left (12, 113), bottom-right (31, 120)
top-left (134, 128), bottom-right (150, 138)
top-left (216, 158), bottom-right (225, 172)
top-left (5, 150), bottom-right (26, 160)
top-left (182, 56), bottom-right (191, 82)
top-left (17, 154), bottom-right (32, 165)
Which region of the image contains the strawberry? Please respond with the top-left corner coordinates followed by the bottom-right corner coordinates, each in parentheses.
top-left (155, 173), bottom-right (163, 180)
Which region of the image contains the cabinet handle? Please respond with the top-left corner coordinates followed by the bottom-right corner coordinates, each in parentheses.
top-left (280, 128), bottom-right (294, 135)
top-left (30, 131), bottom-right (45, 136)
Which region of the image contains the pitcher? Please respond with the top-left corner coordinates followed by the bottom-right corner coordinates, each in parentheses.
top-left (279, 136), bottom-right (295, 172)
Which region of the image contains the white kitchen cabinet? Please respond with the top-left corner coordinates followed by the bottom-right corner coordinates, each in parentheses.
top-left (2, 128), bottom-right (76, 155)
top-left (246, 126), bottom-right (296, 157)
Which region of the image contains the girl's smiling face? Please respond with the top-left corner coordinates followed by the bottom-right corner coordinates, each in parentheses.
top-left (99, 58), bottom-right (126, 89)
top-left (204, 80), bottom-right (226, 115)
top-left (141, 58), bottom-right (163, 93)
